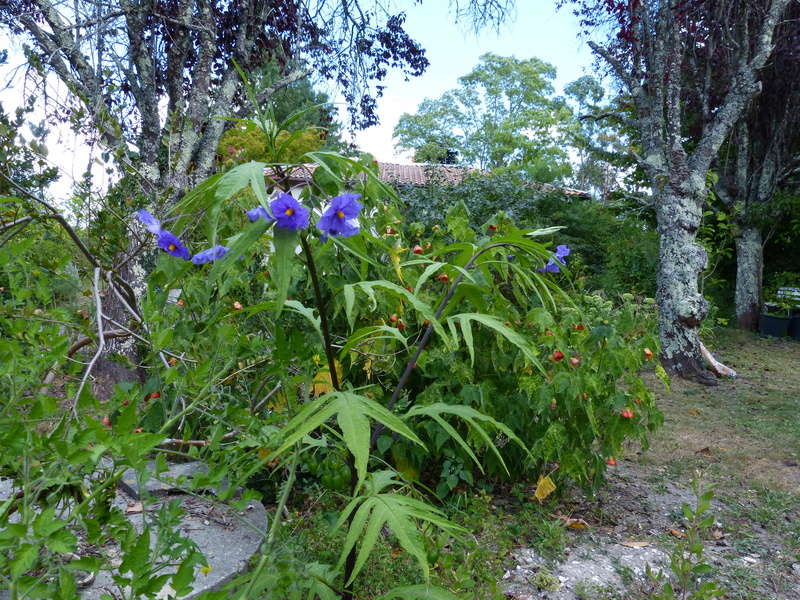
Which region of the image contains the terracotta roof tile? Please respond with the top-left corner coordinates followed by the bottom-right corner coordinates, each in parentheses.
top-left (264, 162), bottom-right (590, 198)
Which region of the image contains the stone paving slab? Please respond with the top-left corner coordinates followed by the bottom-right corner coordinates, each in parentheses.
top-left (118, 460), bottom-right (221, 500)
top-left (0, 474), bottom-right (267, 599)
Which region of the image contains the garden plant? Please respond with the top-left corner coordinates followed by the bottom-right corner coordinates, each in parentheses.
top-left (1, 104), bottom-right (663, 599)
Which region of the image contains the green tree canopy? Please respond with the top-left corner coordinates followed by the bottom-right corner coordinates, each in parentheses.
top-left (393, 53), bottom-right (574, 182)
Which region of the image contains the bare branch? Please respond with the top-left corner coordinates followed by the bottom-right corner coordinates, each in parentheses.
top-left (72, 268), bottom-right (105, 417)
top-left (690, 0), bottom-right (793, 173)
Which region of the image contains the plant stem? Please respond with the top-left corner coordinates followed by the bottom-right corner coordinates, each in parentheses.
top-left (371, 243), bottom-right (516, 446)
top-left (300, 233), bottom-right (359, 598)
top-left (266, 447), bottom-right (299, 548)
top-left (300, 234), bottom-right (340, 391)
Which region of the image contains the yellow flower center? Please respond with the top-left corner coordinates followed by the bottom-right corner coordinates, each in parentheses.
top-left (336, 210), bottom-right (345, 219)
top-left (284, 208), bottom-right (294, 216)
top-left (168, 243), bottom-right (176, 251)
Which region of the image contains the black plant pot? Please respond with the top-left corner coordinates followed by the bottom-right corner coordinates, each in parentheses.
top-left (759, 313), bottom-right (791, 337)
top-left (789, 315), bottom-right (800, 340)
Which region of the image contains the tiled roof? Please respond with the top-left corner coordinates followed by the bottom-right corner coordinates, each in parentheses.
top-left (265, 162), bottom-right (476, 186)
top-left (377, 162), bottom-right (477, 185)
top-left (265, 162), bottom-right (590, 198)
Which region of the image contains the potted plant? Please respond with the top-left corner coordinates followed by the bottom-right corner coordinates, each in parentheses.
top-left (759, 296), bottom-right (792, 337)
top-left (763, 273), bottom-right (800, 339)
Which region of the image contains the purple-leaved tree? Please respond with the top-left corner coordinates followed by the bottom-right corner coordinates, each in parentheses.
top-left (558, 0), bottom-right (792, 383)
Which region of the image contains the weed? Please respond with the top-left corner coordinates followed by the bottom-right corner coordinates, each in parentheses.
top-left (646, 472), bottom-right (725, 600)
top-left (530, 567), bottom-right (560, 591)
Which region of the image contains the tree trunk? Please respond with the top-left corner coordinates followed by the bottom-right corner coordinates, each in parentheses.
top-left (734, 224), bottom-right (763, 331)
top-left (655, 185), bottom-right (717, 385)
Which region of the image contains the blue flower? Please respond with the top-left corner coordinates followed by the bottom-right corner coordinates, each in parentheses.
top-left (246, 206), bottom-right (274, 223)
top-left (136, 209), bottom-right (162, 234)
top-left (317, 193), bottom-right (363, 239)
top-left (191, 245), bottom-right (229, 264)
top-left (157, 230), bottom-right (191, 260)
top-left (270, 193), bottom-right (309, 230)
top-left (136, 208), bottom-right (190, 260)
top-left (537, 244), bottom-right (571, 273)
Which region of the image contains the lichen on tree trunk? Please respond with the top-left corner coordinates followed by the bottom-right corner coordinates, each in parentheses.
top-left (655, 184), bottom-right (717, 385)
top-left (734, 225), bottom-right (763, 331)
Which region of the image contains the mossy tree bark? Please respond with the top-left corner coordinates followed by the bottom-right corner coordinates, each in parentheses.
top-left (583, 0), bottom-right (791, 382)
top-left (733, 225), bottom-right (763, 331)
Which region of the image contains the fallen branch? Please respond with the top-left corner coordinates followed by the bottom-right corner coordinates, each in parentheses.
top-left (699, 342), bottom-right (737, 377)
top-left (156, 431), bottom-right (237, 448)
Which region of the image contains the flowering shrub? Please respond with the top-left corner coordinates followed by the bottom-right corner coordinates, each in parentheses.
top-left (0, 114), bottom-right (662, 598)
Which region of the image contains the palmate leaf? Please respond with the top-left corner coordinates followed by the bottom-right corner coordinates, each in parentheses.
top-left (272, 392), bottom-right (425, 485)
top-left (404, 403), bottom-right (531, 477)
top-left (334, 492), bottom-right (465, 585)
top-left (378, 585), bottom-right (462, 600)
top-left (338, 325), bottom-right (409, 361)
top-left (344, 280), bottom-right (452, 348)
top-left (446, 312), bottom-right (543, 374)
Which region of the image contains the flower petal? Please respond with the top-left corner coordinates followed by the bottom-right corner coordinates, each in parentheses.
top-left (191, 245), bottom-right (229, 264)
top-left (136, 209), bottom-right (162, 234)
top-left (270, 193), bottom-right (309, 230)
top-left (318, 193), bottom-right (362, 238)
top-left (246, 206), bottom-right (273, 223)
top-left (157, 230), bottom-right (191, 260)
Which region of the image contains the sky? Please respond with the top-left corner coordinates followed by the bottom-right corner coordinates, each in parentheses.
top-left (0, 1), bottom-right (596, 201)
top-left (341, 1), bottom-right (596, 162)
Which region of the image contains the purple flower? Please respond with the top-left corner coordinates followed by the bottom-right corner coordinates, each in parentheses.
top-left (318, 193), bottom-right (363, 239)
top-left (246, 206), bottom-right (274, 223)
top-left (157, 230), bottom-right (191, 260)
top-left (537, 244), bottom-right (571, 273)
top-left (270, 193), bottom-right (309, 230)
top-left (136, 209), bottom-right (162, 234)
top-left (191, 245), bottom-right (229, 264)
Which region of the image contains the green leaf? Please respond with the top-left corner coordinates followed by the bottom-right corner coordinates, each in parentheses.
top-left (446, 313), bottom-right (543, 374)
top-left (45, 528), bottom-right (77, 554)
top-left (334, 493), bottom-right (463, 584)
top-left (119, 530), bottom-right (151, 575)
top-left (337, 402), bottom-right (371, 485)
top-left (209, 219), bottom-right (270, 294)
top-left (343, 285), bottom-right (356, 329)
top-left (378, 584), bottom-right (463, 600)
top-left (408, 260), bottom-right (473, 295)
top-left (285, 300), bottom-right (323, 344)
top-left (216, 161), bottom-right (267, 205)
top-left (347, 281), bottom-right (451, 349)
top-left (63, 556), bottom-right (102, 573)
top-left (338, 326), bottom-right (408, 361)
top-left (10, 543), bottom-right (39, 579)
top-left (33, 506), bottom-right (66, 538)
top-left (271, 227), bottom-right (298, 316)
top-left (272, 392), bottom-right (425, 463)
top-left (405, 403), bottom-right (531, 476)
